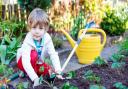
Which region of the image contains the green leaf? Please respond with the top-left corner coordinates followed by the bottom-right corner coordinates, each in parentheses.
top-left (111, 62), bottom-right (125, 69)
top-left (23, 82), bottom-right (29, 89)
top-left (62, 82), bottom-right (78, 89)
top-left (66, 71), bottom-right (76, 79)
top-left (4, 34), bottom-right (11, 44)
top-left (84, 70), bottom-right (101, 83)
top-left (0, 64), bottom-right (7, 75)
top-left (113, 82), bottom-right (128, 89)
top-left (0, 45), bottom-right (7, 64)
top-left (110, 53), bottom-right (125, 62)
top-left (93, 56), bottom-right (106, 66)
top-left (17, 82), bottom-right (24, 89)
top-left (84, 70), bottom-right (93, 76)
top-left (90, 85), bottom-right (106, 89)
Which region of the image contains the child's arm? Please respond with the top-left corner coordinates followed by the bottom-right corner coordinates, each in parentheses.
top-left (21, 43), bottom-right (38, 81)
top-left (46, 33), bottom-right (62, 73)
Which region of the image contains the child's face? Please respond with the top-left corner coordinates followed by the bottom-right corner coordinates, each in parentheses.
top-left (30, 25), bottom-right (46, 41)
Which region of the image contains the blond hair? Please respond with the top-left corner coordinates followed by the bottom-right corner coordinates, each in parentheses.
top-left (27, 8), bottom-right (49, 31)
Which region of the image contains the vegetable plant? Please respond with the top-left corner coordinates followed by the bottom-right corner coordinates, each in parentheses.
top-left (66, 71), bottom-right (76, 79)
top-left (100, 9), bottom-right (127, 36)
top-left (84, 70), bottom-right (101, 84)
top-left (119, 37), bottom-right (128, 56)
top-left (113, 82), bottom-right (128, 89)
top-left (62, 81), bottom-right (78, 89)
top-left (0, 64), bottom-right (14, 80)
top-left (93, 56), bottom-right (107, 66)
top-left (90, 84), bottom-right (106, 89)
top-left (70, 10), bottom-right (86, 40)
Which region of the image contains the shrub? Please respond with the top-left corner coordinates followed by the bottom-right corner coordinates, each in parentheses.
top-left (18, 0), bottom-right (52, 11)
top-left (100, 10), bottom-right (127, 36)
top-left (52, 35), bottom-right (63, 49)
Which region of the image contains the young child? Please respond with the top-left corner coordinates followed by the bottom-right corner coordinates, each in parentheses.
top-left (16, 8), bottom-right (63, 87)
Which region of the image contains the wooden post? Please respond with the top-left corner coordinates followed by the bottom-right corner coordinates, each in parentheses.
top-left (5, 4), bottom-right (8, 20)
top-left (18, 4), bottom-right (21, 21)
top-left (24, 9), bottom-right (27, 24)
top-left (0, 0), bottom-right (2, 17)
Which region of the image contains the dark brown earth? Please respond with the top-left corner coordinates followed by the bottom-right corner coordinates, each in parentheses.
top-left (33, 58), bottom-right (128, 89)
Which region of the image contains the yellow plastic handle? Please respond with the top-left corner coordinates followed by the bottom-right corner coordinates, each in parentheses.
top-left (78, 28), bottom-right (106, 48)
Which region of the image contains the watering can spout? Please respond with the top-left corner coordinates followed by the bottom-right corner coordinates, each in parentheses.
top-left (61, 29), bottom-right (76, 48)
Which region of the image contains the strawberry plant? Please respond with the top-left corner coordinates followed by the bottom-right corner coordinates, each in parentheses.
top-left (84, 70), bottom-right (101, 84)
top-left (93, 56), bottom-right (107, 66)
top-left (119, 37), bottom-right (128, 56)
top-left (66, 71), bottom-right (76, 79)
top-left (113, 82), bottom-right (128, 89)
top-left (90, 84), bottom-right (106, 89)
top-left (62, 81), bottom-right (78, 89)
top-left (110, 53), bottom-right (125, 70)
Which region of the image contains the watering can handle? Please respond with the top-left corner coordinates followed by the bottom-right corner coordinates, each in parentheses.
top-left (78, 28), bottom-right (106, 48)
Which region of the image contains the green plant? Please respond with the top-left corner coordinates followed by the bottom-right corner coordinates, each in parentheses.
top-left (119, 37), bottom-right (128, 56)
top-left (111, 62), bottom-right (125, 69)
top-left (100, 10), bottom-right (127, 36)
top-left (39, 75), bottom-right (54, 88)
top-left (110, 53), bottom-right (125, 62)
top-left (113, 82), bottom-right (128, 89)
top-left (66, 71), bottom-right (76, 79)
top-left (18, 0), bottom-right (52, 12)
top-left (70, 10), bottom-right (86, 40)
top-left (0, 20), bottom-right (25, 39)
top-left (0, 64), bottom-right (13, 78)
top-left (62, 81), bottom-right (78, 89)
top-left (90, 84), bottom-right (106, 89)
top-left (84, 70), bottom-right (101, 83)
top-left (0, 35), bottom-right (22, 64)
top-left (110, 53), bottom-right (125, 69)
top-left (52, 35), bottom-right (63, 49)
top-left (93, 56), bottom-right (107, 66)
top-left (16, 82), bottom-right (29, 89)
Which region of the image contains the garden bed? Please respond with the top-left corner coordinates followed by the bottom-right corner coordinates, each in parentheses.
top-left (34, 58), bottom-right (128, 89)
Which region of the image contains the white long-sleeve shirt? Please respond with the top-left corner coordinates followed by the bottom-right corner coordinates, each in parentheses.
top-left (16, 32), bottom-right (62, 81)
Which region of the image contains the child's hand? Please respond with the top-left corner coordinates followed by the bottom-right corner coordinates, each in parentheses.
top-left (55, 70), bottom-right (65, 79)
top-left (56, 74), bottom-right (65, 79)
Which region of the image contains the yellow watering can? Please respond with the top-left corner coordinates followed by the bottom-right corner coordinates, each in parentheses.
top-left (61, 28), bottom-right (106, 64)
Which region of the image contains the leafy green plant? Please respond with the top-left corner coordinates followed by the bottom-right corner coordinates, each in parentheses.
top-left (84, 70), bottom-right (101, 83)
top-left (0, 35), bottom-right (22, 64)
top-left (93, 56), bottom-right (107, 66)
top-left (111, 62), bottom-right (125, 69)
top-left (16, 82), bottom-right (29, 89)
top-left (119, 37), bottom-right (128, 56)
top-left (62, 82), bottom-right (78, 89)
top-left (100, 10), bottom-right (127, 36)
top-left (39, 75), bottom-right (54, 88)
top-left (110, 53), bottom-right (125, 62)
top-left (0, 64), bottom-right (13, 78)
top-left (66, 71), bottom-right (76, 79)
top-left (110, 53), bottom-right (125, 69)
top-left (52, 35), bottom-right (63, 49)
top-left (113, 82), bottom-right (128, 89)
top-left (90, 84), bottom-right (106, 89)
top-left (18, 0), bottom-right (52, 12)
top-left (0, 20), bottom-right (25, 39)
top-left (70, 10), bottom-right (86, 40)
